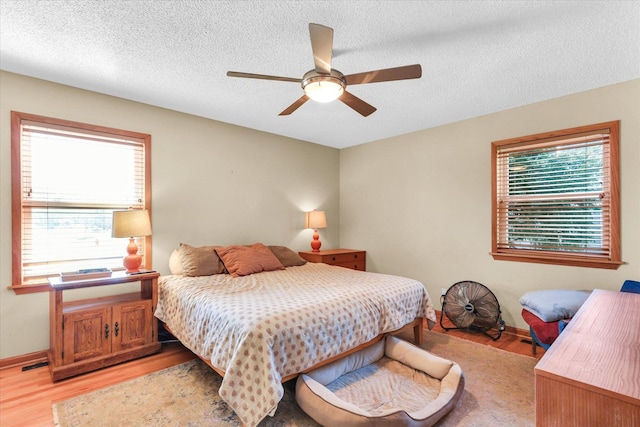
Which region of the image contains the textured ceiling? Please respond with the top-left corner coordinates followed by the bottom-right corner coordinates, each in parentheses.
top-left (1, 1), bottom-right (639, 149)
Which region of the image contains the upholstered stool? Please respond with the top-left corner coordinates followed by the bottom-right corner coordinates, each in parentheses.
top-left (295, 335), bottom-right (464, 426)
top-left (520, 289), bottom-right (591, 354)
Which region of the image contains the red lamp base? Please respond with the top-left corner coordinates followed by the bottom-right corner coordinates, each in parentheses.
top-left (310, 229), bottom-right (322, 252)
top-left (123, 237), bottom-right (143, 273)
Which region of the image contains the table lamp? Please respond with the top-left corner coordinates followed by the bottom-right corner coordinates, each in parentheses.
top-left (112, 209), bottom-right (152, 273)
top-left (305, 210), bottom-right (327, 252)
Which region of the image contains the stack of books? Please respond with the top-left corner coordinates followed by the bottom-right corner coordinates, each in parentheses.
top-left (59, 268), bottom-right (112, 281)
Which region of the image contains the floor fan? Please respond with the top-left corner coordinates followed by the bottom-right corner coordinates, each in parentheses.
top-left (440, 280), bottom-right (506, 340)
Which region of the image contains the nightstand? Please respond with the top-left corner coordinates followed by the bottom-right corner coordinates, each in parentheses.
top-left (47, 270), bottom-right (161, 381)
top-left (299, 249), bottom-right (366, 271)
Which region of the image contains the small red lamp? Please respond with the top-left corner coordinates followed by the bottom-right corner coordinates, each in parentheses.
top-left (112, 209), bottom-right (152, 273)
top-left (305, 210), bottom-right (327, 252)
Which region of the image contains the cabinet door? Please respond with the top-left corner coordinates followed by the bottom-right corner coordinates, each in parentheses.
top-left (63, 307), bottom-right (111, 364)
top-left (111, 300), bottom-right (153, 352)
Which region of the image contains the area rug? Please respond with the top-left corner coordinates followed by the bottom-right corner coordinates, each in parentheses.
top-left (53, 330), bottom-right (536, 426)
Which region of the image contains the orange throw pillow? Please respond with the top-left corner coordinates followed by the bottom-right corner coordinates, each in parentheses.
top-left (215, 243), bottom-right (285, 277)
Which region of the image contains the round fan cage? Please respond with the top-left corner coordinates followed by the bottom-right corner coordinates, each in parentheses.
top-left (440, 280), bottom-right (506, 341)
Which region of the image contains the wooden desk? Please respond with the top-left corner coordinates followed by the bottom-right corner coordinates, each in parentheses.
top-left (534, 289), bottom-right (640, 426)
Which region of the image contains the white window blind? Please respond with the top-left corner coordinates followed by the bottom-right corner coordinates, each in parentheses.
top-left (492, 121), bottom-right (621, 269)
top-left (18, 119), bottom-right (147, 282)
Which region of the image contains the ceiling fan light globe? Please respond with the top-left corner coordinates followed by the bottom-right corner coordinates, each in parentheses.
top-left (304, 80), bottom-right (344, 102)
top-left (302, 70), bottom-right (346, 103)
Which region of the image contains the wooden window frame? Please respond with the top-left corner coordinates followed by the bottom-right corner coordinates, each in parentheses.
top-left (491, 121), bottom-right (621, 269)
top-left (10, 112), bottom-right (152, 294)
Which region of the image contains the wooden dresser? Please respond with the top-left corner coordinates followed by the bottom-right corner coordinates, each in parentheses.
top-left (534, 289), bottom-right (640, 426)
top-left (48, 271), bottom-right (161, 381)
top-left (299, 249), bottom-right (366, 271)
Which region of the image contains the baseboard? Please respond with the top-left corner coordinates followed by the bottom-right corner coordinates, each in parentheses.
top-left (507, 324), bottom-right (531, 340)
top-left (435, 310), bottom-right (530, 339)
top-left (0, 350), bottom-right (48, 370)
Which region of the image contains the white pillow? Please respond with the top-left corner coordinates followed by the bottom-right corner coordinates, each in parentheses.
top-left (520, 289), bottom-right (591, 322)
top-left (168, 249), bottom-right (183, 275)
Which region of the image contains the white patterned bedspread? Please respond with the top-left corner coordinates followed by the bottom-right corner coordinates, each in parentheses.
top-left (155, 262), bottom-right (435, 427)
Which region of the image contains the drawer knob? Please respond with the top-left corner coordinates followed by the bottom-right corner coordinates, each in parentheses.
top-left (332, 256), bottom-right (336, 261)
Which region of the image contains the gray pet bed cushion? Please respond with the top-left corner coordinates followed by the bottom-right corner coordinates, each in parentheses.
top-left (295, 335), bottom-right (465, 426)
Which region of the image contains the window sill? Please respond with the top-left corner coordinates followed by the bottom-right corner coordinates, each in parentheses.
top-left (8, 282), bottom-right (50, 295)
top-left (490, 252), bottom-right (623, 270)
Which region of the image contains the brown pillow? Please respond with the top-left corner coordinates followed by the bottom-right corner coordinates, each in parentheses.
top-left (179, 243), bottom-right (227, 277)
top-left (215, 243), bottom-right (285, 278)
top-left (269, 245), bottom-right (307, 267)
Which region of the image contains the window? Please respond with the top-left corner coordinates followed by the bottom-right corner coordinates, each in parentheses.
top-left (491, 121), bottom-right (621, 269)
top-left (11, 112), bottom-right (152, 293)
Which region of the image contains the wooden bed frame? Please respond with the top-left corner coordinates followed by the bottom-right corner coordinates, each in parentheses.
top-left (163, 317), bottom-right (424, 383)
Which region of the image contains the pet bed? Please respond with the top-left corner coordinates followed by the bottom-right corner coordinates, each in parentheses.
top-left (295, 335), bottom-right (464, 426)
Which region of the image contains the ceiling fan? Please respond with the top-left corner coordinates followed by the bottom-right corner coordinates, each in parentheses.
top-left (227, 23), bottom-right (422, 117)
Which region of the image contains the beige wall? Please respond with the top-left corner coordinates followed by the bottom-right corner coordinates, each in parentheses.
top-left (0, 71), bottom-right (340, 359)
top-left (2, 71), bottom-right (638, 359)
top-left (339, 79), bottom-right (640, 330)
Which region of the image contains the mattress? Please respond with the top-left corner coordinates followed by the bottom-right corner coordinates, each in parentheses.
top-left (155, 262), bottom-right (436, 426)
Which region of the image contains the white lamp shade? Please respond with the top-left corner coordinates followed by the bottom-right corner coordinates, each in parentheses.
top-left (112, 210), bottom-right (152, 238)
top-left (305, 210), bottom-right (327, 229)
top-left (303, 80), bottom-right (344, 103)
top-left (302, 71), bottom-right (346, 103)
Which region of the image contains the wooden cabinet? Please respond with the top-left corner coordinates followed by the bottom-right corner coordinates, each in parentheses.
top-left (48, 271), bottom-right (161, 381)
top-left (299, 249), bottom-right (366, 271)
top-left (534, 289), bottom-right (640, 426)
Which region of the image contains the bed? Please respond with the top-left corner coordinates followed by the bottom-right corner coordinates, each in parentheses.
top-left (155, 243), bottom-right (436, 427)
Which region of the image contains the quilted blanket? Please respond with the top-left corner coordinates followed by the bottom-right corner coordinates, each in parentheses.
top-left (155, 262), bottom-right (435, 426)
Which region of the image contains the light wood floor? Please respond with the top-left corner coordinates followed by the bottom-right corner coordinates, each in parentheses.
top-left (432, 316), bottom-right (545, 360)
top-left (0, 322), bottom-right (542, 427)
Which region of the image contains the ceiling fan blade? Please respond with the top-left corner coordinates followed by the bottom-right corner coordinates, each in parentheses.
top-left (309, 23), bottom-right (333, 74)
top-left (339, 91), bottom-right (377, 117)
top-left (345, 64), bottom-right (422, 85)
top-left (279, 95), bottom-right (310, 116)
top-left (227, 71), bottom-right (300, 83)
